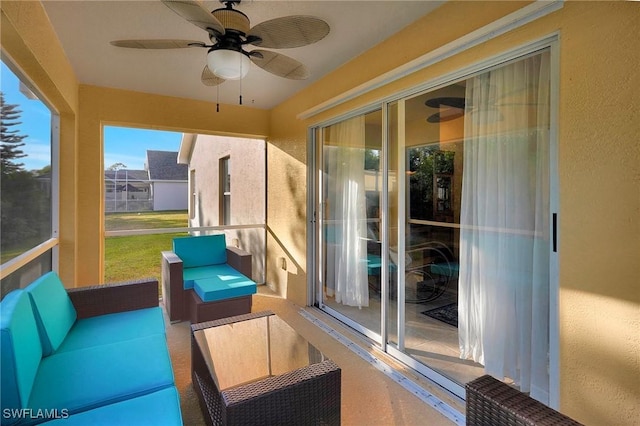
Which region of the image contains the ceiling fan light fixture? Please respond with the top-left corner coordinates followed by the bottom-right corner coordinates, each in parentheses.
top-left (207, 49), bottom-right (250, 80)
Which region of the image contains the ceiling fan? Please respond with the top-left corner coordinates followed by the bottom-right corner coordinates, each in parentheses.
top-left (111, 0), bottom-right (330, 91)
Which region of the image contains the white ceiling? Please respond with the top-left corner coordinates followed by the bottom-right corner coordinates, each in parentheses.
top-left (42, 1), bottom-right (443, 110)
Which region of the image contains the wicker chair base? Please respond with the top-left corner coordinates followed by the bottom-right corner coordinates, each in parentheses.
top-left (188, 290), bottom-right (252, 324)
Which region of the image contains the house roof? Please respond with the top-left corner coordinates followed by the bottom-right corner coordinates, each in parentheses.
top-left (146, 150), bottom-right (188, 181)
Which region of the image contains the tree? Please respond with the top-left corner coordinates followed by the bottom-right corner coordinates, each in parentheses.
top-left (0, 92), bottom-right (50, 254)
top-left (0, 92), bottom-right (27, 175)
top-left (107, 162), bottom-right (127, 171)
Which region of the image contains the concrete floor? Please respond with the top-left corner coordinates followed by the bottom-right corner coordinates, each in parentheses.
top-left (164, 286), bottom-right (464, 425)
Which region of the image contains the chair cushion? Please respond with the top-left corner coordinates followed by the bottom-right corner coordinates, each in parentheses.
top-left (173, 234), bottom-right (227, 268)
top-left (55, 307), bottom-right (165, 354)
top-left (193, 264), bottom-right (257, 302)
top-left (430, 263), bottom-right (460, 277)
top-left (43, 386), bottom-right (182, 426)
top-left (0, 290), bottom-right (43, 420)
top-left (28, 334), bottom-right (175, 418)
top-left (182, 265), bottom-right (231, 290)
top-left (25, 271), bottom-right (77, 356)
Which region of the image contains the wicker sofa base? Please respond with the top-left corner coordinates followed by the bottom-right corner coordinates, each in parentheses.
top-left (465, 375), bottom-right (583, 426)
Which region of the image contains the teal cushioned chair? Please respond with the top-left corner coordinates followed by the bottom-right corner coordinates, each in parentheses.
top-left (161, 234), bottom-right (256, 323)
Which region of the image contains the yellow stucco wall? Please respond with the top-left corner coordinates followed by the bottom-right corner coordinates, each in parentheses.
top-left (77, 85), bottom-right (269, 283)
top-left (1, 0), bottom-right (639, 424)
top-left (268, 1), bottom-right (640, 424)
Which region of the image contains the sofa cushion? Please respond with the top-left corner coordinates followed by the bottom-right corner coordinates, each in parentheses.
top-left (25, 271), bottom-right (77, 356)
top-left (0, 290), bottom-right (43, 420)
top-left (55, 307), bottom-right (165, 354)
top-left (173, 234), bottom-right (227, 268)
top-left (193, 264), bottom-right (257, 302)
top-left (43, 386), bottom-right (182, 426)
top-left (28, 334), bottom-right (175, 418)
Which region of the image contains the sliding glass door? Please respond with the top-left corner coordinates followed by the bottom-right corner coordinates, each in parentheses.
top-left (319, 109), bottom-right (383, 340)
top-left (314, 48), bottom-right (555, 403)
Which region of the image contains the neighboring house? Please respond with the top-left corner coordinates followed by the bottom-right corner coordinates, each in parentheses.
top-left (178, 134), bottom-right (265, 283)
top-left (146, 150), bottom-right (188, 211)
top-left (104, 169), bottom-right (151, 212)
top-left (104, 151), bottom-right (187, 212)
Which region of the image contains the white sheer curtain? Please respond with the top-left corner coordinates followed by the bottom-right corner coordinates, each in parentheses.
top-left (324, 115), bottom-right (369, 308)
top-left (458, 51), bottom-right (551, 402)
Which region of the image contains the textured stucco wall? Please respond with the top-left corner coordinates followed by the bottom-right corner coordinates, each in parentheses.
top-left (188, 135), bottom-right (266, 282)
top-left (267, 1), bottom-right (640, 424)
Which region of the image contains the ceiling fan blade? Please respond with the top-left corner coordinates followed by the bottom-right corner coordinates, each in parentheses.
top-left (201, 65), bottom-right (226, 86)
top-left (110, 39), bottom-right (204, 49)
top-left (249, 50), bottom-right (309, 80)
top-left (161, 0), bottom-right (225, 35)
top-left (248, 16), bottom-right (329, 49)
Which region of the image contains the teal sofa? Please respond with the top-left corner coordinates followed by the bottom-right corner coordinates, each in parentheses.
top-left (0, 272), bottom-right (182, 425)
top-left (161, 234), bottom-right (257, 323)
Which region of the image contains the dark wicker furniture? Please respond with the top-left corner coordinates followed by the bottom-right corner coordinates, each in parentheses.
top-left (191, 311), bottom-right (341, 426)
top-left (67, 277), bottom-right (160, 318)
top-left (466, 375), bottom-right (583, 425)
top-left (162, 245), bottom-right (253, 323)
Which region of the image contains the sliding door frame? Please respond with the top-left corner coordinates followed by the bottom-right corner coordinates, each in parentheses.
top-left (307, 34), bottom-right (560, 404)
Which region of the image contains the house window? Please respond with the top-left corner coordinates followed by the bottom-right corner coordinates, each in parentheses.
top-left (220, 157), bottom-right (230, 225)
top-left (1, 59), bottom-right (58, 297)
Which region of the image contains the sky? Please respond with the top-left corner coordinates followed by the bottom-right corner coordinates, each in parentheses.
top-left (1, 61), bottom-right (182, 172)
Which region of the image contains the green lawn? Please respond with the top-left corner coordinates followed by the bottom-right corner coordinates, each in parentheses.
top-left (104, 210), bottom-right (188, 283)
top-left (105, 210), bottom-right (189, 231)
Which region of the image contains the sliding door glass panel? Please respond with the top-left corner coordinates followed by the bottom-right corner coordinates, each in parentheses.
top-left (321, 109), bottom-right (382, 337)
top-left (387, 101), bottom-right (399, 346)
top-left (398, 50), bottom-right (551, 396)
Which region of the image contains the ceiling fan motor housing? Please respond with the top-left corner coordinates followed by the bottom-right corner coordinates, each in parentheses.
top-left (212, 7), bottom-right (250, 35)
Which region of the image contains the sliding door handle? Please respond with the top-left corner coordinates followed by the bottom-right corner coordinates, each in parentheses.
top-left (552, 213), bottom-right (558, 253)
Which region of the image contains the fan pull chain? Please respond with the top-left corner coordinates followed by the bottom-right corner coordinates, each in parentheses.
top-left (216, 85), bottom-right (220, 113)
top-left (239, 54), bottom-right (243, 105)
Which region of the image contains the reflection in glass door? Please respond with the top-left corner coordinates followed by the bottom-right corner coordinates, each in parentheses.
top-left (315, 48), bottom-right (554, 403)
top-left (392, 50), bottom-right (553, 400)
top-left (320, 109), bottom-right (383, 340)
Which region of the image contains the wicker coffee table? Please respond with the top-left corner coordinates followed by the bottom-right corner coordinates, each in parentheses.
top-left (191, 311), bottom-right (341, 426)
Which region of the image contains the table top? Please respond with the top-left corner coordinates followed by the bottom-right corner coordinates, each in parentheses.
top-left (194, 313), bottom-right (325, 391)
